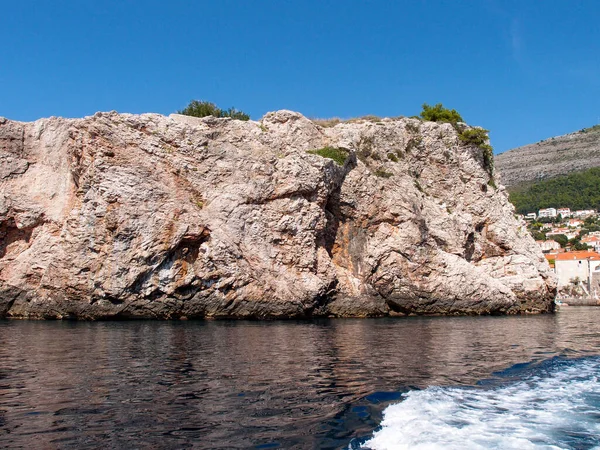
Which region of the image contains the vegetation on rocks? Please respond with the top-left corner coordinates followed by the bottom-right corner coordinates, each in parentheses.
top-left (311, 117), bottom-right (342, 128)
top-left (374, 169), bottom-right (393, 178)
top-left (581, 124), bottom-right (600, 134)
top-left (306, 146), bottom-right (349, 165)
top-left (418, 103), bottom-right (495, 178)
top-left (458, 127), bottom-right (490, 147)
top-left (419, 103), bottom-right (463, 124)
top-left (310, 115), bottom-right (391, 128)
top-left (178, 100), bottom-right (250, 120)
top-left (459, 127), bottom-right (494, 175)
top-left (308, 105), bottom-right (496, 183)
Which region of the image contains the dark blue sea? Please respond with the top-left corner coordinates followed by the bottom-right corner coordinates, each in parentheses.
top-left (1, 307), bottom-right (599, 449)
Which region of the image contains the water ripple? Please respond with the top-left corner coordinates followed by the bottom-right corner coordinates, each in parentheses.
top-left (1, 308), bottom-right (600, 448)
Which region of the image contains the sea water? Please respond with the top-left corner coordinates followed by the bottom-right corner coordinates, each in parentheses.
top-left (1, 307), bottom-right (600, 449)
top-left (359, 356), bottom-right (600, 449)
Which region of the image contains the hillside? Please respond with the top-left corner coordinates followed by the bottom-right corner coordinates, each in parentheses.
top-left (496, 125), bottom-right (600, 188)
top-left (509, 167), bottom-right (600, 214)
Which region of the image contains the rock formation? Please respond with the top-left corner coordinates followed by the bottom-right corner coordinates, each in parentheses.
top-left (0, 111), bottom-right (556, 319)
top-left (496, 125), bottom-right (600, 188)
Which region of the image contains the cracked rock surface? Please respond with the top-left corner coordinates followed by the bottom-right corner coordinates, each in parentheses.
top-left (0, 111), bottom-right (555, 319)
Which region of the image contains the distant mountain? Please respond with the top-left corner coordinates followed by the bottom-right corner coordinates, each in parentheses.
top-left (496, 125), bottom-right (600, 188)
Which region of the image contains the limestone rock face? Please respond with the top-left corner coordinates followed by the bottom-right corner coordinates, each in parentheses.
top-left (0, 111), bottom-right (555, 319)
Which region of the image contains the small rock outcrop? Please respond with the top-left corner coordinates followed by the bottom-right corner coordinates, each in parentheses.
top-left (0, 111), bottom-right (555, 319)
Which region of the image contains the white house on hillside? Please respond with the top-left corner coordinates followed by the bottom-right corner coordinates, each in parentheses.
top-left (554, 251), bottom-right (600, 288)
top-left (573, 210), bottom-right (596, 218)
top-left (582, 235), bottom-right (600, 253)
top-left (538, 208), bottom-right (557, 218)
top-left (557, 208), bottom-right (571, 217)
top-left (547, 228), bottom-right (579, 240)
top-left (537, 240), bottom-right (561, 252)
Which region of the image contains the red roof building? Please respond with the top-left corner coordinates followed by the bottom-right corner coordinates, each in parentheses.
top-left (555, 251), bottom-right (600, 261)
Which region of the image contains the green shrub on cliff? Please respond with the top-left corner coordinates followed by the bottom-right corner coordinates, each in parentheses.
top-left (419, 103), bottom-right (463, 124)
top-left (458, 127), bottom-right (494, 175)
top-left (419, 103), bottom-right (495, 180)
top-left (374, 169), bottom-right (393, 178)
top-left (178, 100), bottom-right (250, 120)
top-left (307, 146), bottom-right (349, 165)
top-left (458, 127), bottom-right (489, 147)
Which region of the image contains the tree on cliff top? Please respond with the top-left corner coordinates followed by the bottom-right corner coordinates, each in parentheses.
top-left (178, 100), bottom-right (250, 121)
top-left (419, 103), bottom-right (463, 124)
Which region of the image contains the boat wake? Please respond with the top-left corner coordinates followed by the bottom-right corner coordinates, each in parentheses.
top-left (360, 356), bottom-right (600, 449)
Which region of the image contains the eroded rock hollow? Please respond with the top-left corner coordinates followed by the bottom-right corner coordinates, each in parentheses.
top-left (0, 111), bottom-right (556, 319)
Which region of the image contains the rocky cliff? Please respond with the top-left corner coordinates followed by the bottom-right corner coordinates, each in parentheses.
top-left (0, 111), bottom-right (555, 319)
top-left (496, 125), bottom-right (600, 188)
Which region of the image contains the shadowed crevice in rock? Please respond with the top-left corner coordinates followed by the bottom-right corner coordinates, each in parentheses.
top-left (130, 229), bottom-right (211, 297)
top-left (464, 232), bottom-right (476, 262)
top-left (320, 190), bottom-right (343, 258)
top-left (90, 295), bottom-right (124, 306)
top-left (0, 219), bottom-right (34, 259)
top-left (317, 152), bottom-right (357, 258)
top-left (308, 153), bottom-right (359, 313)
top-left (413, 203), bottom-right (430, 245)
top-left (0, 286), bottom-right (25, 316)
top-left (0, 119), bottom-right (25, 155)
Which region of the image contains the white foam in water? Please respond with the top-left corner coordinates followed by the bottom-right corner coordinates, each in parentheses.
top-left (362, 357), bottom-right (600, 450)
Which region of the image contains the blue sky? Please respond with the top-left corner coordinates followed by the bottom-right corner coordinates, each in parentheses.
top-left (1, 1), bottom-right (598, 153)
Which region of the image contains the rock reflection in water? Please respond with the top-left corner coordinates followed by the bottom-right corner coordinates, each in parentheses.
top-left (1, 309), bottom-right (600, 448)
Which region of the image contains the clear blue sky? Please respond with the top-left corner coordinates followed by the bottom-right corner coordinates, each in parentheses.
top-left (1, 1), bottom-right (598, 153)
